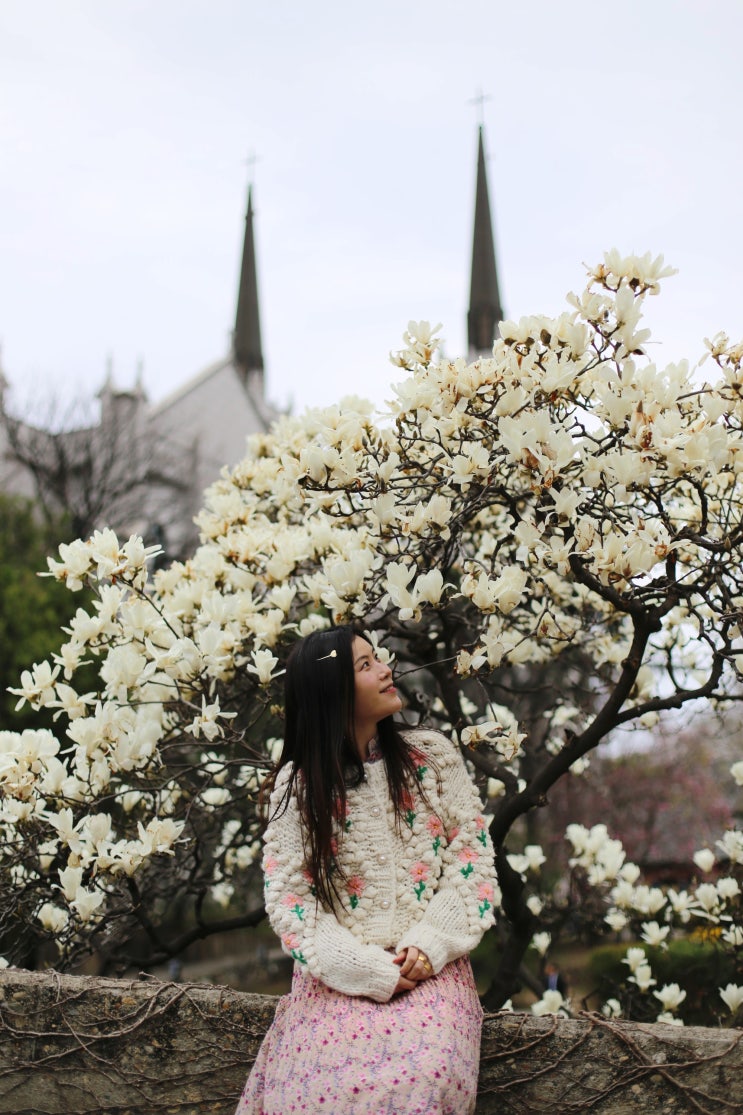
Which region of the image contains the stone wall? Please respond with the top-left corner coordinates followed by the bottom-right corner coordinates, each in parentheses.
top-left (0, 969), bottom-right (741, 1114)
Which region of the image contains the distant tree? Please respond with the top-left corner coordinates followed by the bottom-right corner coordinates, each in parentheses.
top-left (541, 728), bottom-right (734, 871)
top-left (0, 495), bottom-right (82, 732)
top-left (0, 387), bottom-right (192, 553)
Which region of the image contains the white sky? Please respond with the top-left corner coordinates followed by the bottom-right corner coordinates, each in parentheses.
top-left (2, 0), bottom-right (742, 419)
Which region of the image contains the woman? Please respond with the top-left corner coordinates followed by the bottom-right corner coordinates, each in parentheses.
top-left (235, 625), bottom-right (498, 1115)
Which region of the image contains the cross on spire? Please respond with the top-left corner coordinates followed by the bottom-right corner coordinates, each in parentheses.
top-left (468, 88), bottom-right (492, 127)
top-left (244, 150), bottom-right (260, 185)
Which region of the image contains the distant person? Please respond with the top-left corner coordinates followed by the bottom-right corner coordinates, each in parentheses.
top-left (234, 624), bottom-right (498, 1114)
top-left (543, 961), bottom-right (568, 997)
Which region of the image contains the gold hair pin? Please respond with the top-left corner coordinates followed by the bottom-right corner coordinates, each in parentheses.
top-left (317, 649), bottom-right (337, 661)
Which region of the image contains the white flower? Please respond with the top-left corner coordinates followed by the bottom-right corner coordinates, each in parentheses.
top-left (629, 964), bottom-right (656, 992)
top-left (531, 989), bottom-right (566, 1016)
top-left (717, 830), bottom-right (743, 865)
top-left (641, 921), bottom-right (670, 948)
top-left (653, 983), bottom-right (686, 1012)
top-left (36, 902), bottom-right (69, 934)
top-left (531, 931), bottom-right (551, 956)
top-left (383, 562), bottom-right (416, 615)
top-left (622, 947), bottom-right (647, 973)
top-left (602, 998), bottom-right (622, 1018)
top-left (693, 848), bottom-right (715, 873)
top-left (70, 887), bottom-right (105, 923)
top-left (730, 760), bottom-right (743, 787)
top-left (414, 569), bottom-right (445, 606)
top-left (185, 697), bottom-right (235, 742)
top-left (522, 845), bottom-right (546, 871)
top-left (57, 866), bottom-right (84, 903)
top-left (695, 883), bottom-right (720, 916)
top-left (246, 647), bottom-right (279, 686)
top-left (605, 910), bottom-right (628, 932)
top-left (719, 984), bottom-right (743, 1014)
top-left (9, 661), bottom-right (61, 710)
top-left (656, 1012), bottom-right (684, 1026)
top-left (717, 877), bottom-right (741, 901)
top-left (45, 539), bottom-right (93, 589)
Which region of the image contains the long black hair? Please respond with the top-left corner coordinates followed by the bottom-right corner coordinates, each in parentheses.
top-left (266, 624), bottom-right (426, 912)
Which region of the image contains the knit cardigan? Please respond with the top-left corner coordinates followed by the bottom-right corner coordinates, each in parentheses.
top-left (262, 728), bottom-right (499, 1003)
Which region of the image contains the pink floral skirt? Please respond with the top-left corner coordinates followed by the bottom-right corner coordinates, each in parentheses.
top-left (235, 955), bottom-right (482, 1115)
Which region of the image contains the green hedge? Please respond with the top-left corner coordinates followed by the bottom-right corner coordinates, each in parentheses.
top-left (589, 937), bottom-right (740, 1025)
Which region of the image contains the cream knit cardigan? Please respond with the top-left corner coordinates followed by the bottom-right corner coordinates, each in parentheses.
top-left (262, 728), bottom-right (498, 1003)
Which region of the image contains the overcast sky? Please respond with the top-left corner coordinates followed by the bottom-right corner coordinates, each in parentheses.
top-left (2, 0), bottom-right (742, 421)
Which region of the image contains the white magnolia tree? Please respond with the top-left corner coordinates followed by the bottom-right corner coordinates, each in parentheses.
top-left (1, 251), bottom-right (741, 1021)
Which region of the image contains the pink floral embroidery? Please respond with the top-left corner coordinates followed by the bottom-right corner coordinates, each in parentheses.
top-left (409, 747), bottom-right (429, 782)
top-left (448, 825), bottom-right (460, 842)
top-left (411, 861), bottom-right (429, 900)
top-left (427, 814), bottom-right (444, 854)
top-left (333, 797), bottom-right (352, 831)
top-left (282, 893), bottom-right (306, 920)
top-left (282, 931), bottom-right (307, 965)
top-left (475, 815), bottom-right (489, 847)
top-left (477, 881), bottom-right (494, 916)
top-left (347, 875), bottom-right (365, 909)
top-left (401, 788), bottom-right (417, 828)
top-left (458, 847), bottom-right (478, 878)
top-left (264, 855), bottom-right (279, 875)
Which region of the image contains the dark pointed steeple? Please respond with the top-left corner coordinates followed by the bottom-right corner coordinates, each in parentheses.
top-left (233, 185), bottom-right (264, 377)
top-left (468, 126), bottom-right (504, 355)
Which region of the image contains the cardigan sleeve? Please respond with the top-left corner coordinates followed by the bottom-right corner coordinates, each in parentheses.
top-left (262, 768), bottom-right (401, 1003)
top-left (395, 730), bottom-right (499, 974)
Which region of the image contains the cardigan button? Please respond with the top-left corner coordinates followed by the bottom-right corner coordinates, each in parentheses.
top-left (380, 899), bottom-right (390, 910)
top-left (371, 806), bottom-right (381, 817)
top-left (377, 853), bottom-right (387, 865)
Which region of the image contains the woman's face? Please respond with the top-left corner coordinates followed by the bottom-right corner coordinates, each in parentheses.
top-left (351, 636), bottom-right (402, 740)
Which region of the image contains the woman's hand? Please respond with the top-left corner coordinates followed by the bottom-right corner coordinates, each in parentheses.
top-left (392, 945), bottom-right (434, 993)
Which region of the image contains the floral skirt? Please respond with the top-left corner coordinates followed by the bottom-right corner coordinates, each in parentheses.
top-left (235, 955), bottom-right (482, 1115)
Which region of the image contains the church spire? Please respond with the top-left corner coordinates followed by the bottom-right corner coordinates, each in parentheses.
top-left (467, 126), bottom-right (504, 355)
top-left (233, 185), bottom-right (264, 377)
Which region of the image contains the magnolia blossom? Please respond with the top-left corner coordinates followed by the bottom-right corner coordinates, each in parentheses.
top-left (531, 990), bottom-right (566, 1017)
top-left (530, 931), bottom-right (551, 956)
top-left (693, 848), bottom-right (716, 874)
top-left (641, 921), bottom-right (670, 949)
top-left (629, 964), bottom-right (657, 992)
top-left (653, 984), bottom-right (686, 1012)
top-left (507, 845), bottom-right (546, 876)
top-left (623, 948), bottom-right (648, 974)
top-left (719, 984), bottom-right (743, 1014)
top-left (246, 648), bottom-right (279, 686)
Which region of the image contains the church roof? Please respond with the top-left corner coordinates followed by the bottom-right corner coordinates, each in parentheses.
top-left (468, 126), bottom-right (504, 354)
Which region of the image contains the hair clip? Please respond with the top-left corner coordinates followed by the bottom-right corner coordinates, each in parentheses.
top-left (317, 649), bottom-right (337, 661)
